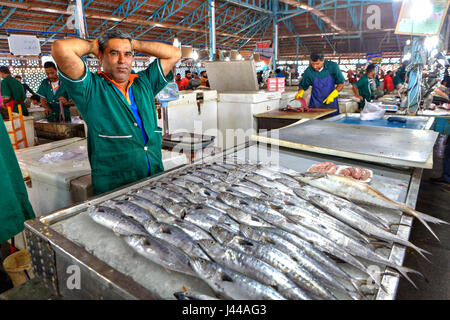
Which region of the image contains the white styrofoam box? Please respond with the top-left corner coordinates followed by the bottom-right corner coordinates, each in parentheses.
top-left (338, 99), bottom-right (359, 113)
top-left (15, 137), bottom-right (188, 217)
top-left (217, 91), bottom-right (281, 151)
top-left (157, 89), bottom-right (219, 146)
top-left (15, 138), bottom-right (91, 216)
top-left (4, 115), bottom-right (35, 148)
top-left (217, 91), bottom-right (281, 104)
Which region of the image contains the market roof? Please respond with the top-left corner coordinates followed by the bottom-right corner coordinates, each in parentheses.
top-left (0, 0), bottom-right (420, 59)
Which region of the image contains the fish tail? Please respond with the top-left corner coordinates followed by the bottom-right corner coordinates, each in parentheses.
top-left (400, 240), bottom-right (432, 262)
top-left (400, 205), bottom-right (441, 242)
top-left (393, 266), bottom-right (423, 289)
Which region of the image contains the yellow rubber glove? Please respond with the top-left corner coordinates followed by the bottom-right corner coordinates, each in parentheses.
top-left (323, 89), bottom-right (339, 104)
top-left (295, 89), bottom-right (304, 100)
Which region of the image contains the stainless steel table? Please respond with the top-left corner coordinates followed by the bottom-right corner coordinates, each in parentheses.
top-left (23, 142), bottom-right (421, 300)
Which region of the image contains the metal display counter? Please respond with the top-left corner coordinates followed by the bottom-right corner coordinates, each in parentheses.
top-left (252, 119), bottom-right (438, 169)
top-left (24, 142), bottom-right (422, 300)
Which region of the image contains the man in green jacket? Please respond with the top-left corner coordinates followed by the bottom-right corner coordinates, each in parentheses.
top-left (295, 52), bottom-right (345, 117)
top-left (37, 61), bottom-right (74, 122)
top-left (0, 66), bottom-right (28, 116)
top-left (352, 63), bottom-right (377, 109)
top-left (393, 61), bottom-right (408, 88)
top-left (52, 29), bottom-right (181, 195)
top-left (0, 120), bottom-right (35, 292)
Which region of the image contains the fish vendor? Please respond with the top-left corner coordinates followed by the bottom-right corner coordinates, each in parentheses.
top-left (0, 119), bottom-right (35, 292)
top-left (352, 63), bottom-right (376, 109)
top-left (37, 61), bottom-right (74, 122)
top-left (52, 29), bottom-right (181, 195)
top-left (295, 52), bottom-right (345, 117)
top-left (0, 66), bottom-right (28, 116)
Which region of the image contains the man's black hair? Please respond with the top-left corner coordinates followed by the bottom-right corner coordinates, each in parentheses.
top-left (15, 75), bottom-right (22, 79)
top-left (366, 63), bottom-right (376, 74)
top-left (31, 94), bottom-right (41, 102)
top-left (44, 61), bottom-right (57, 70)
top-left (275, 68), bottom-right (281, 73)
top-left (0, 66), bottom-right (11, 74)
top-left (310, 52), bottom-right (324, 62)
top-left (176, 73), bottom-right (181, 76)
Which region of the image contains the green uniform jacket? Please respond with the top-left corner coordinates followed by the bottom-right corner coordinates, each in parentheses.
top-left (298, 60), bottom-right (345, 90)
top-left (0, 121), bottom-right (35, 244)
top-left (37, 78), bottom-right (71, 122)
top-left (393, 65), bottom-right (406, 87)
top-left (1, 75), bottom-right (28, 116)
top-left (59, 59), bottom-right (173, 195)
top-left (353, 74), bottom-right (374, 108)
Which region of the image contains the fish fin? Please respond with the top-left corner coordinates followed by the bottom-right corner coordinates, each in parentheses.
top-left (221, 273), bottom-right (234, 282)
top-left (263, 236), bottom-right (277, 245)
top-left (400, 205), bottom-right (441, 242)
top-left (368, 240), bottom-right (391, 249)
top-left (161, 226), bottom-right (171, 234)
top-left (238, 239), bottom-right (254, 246)
top-left (389, 222), bottom-right (412, 229)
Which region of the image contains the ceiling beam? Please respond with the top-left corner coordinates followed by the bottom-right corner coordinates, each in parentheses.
top-left (0, 1), bottom-right (245, 39)
top-left (278, 0), bottom-right (345, 33)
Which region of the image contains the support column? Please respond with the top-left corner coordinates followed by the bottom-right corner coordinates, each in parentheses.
top-left (75, 0), bottom-right (87, 39)
top-left (208, 0), bottom-right (216, 61)
top-left (272, 1), bottom-right (278, 71)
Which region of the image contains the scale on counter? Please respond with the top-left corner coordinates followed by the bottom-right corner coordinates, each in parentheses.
top-left (383, 104), bottom-right (399, 112)
top-left (155, 82), bottom-right (215, 153)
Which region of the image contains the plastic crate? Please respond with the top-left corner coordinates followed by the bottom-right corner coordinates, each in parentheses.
top-left (267, 77), bottom-right (285, 92)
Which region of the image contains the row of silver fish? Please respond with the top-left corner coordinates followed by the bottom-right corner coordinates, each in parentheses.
top-left (87, 157), bottom-right (447, 300)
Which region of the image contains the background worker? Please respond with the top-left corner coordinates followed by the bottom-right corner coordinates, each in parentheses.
top-left (14, 75), bottom-right (36, 96)
top-left (0, 66), bottom-right (28, 116)
top-left (52, 29), bottom-right (181, 195)
top-left (393, 61), bottom-right (408, 88)
top-left (352, 63), bottom-right (376, 109)
top-left (179, 70), bottom-right (191, 90)
top-left (0, 120), bottom-right (35, 294)
top-left (295, 52), bottom-right (345, 116)
top-left (37, 61), bottom-right (74, 122)
top-left (200, 71), bottom-right (209, 87)
top-left (175, 73), bottom-right (182, 90)
top-left (384, 70), bottom-right (394, 93)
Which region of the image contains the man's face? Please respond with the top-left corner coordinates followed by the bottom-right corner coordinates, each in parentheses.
top-left (310, 59), bottom-right (324, 71)
top-left (176, 74), bottom-right (181, 81)
top-left (99, 38), bottom-right (133, 84)
top-left (368, 70), bottom-right (376, 78)
top-left (186, 72), bottom-right (192, 79)
top-left (45, 67), bottom-right (59, 82)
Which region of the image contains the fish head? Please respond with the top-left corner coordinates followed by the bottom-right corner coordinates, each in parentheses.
top-left (189, 257), bottom-right (215, 278)
top-left (295, 172), bottom-right (327, 180)
top-left (197, 239), bottom-right (221, 256)
top-left (210, 226), bottom-right (236, 244)
top-left (125, 234), bottom-right (147, 247)
top-left (143, 219), bottom-right (158, 230)
top-left (238, 224), bottom-right (255, 238)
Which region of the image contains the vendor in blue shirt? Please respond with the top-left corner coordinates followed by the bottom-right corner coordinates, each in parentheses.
top-left (275, 69), bottom-right (285, 78)
top-left (295, 52), bottom-right (345, 116)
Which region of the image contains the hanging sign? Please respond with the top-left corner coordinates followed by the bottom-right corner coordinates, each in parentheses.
top-left (8, 35), bottom-right (41, 56)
